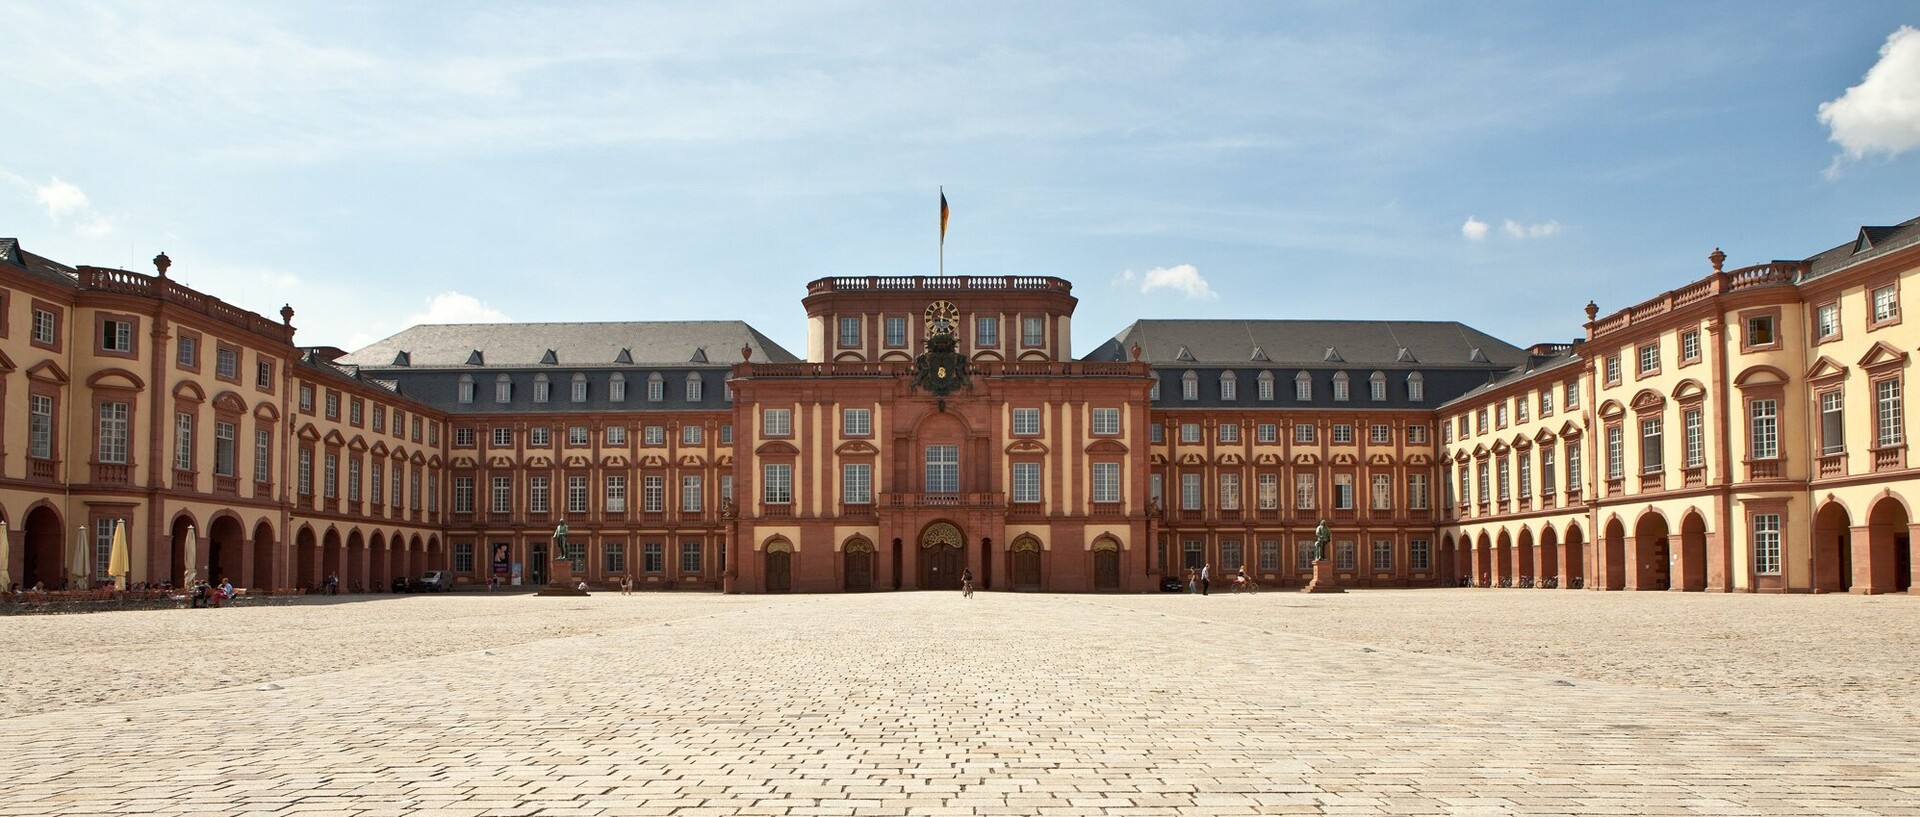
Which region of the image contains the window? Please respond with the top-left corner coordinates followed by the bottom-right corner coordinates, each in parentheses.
top-left (1332, 372), bottom-right (1349, 401)
top-left (452, 542), bottom-right (474, 574)
top-left (602, 475), bottom-right (626, 513)
top-left (1540, 387), bottom-right (1554, 416)
top-left (1150, 474), bottom-right (1163, 506)
top-left (1746, 314), bottom-right (1776, 348)
top-left (1541, 447), bottom-right (1556, 495)
top-left (681, 542), bottom-right (703, 574)
top-left (643, 543), bottom-right (664, 573)
top-left (1370, 372), bottom-right (1386, 401)
top-left (603, 542), bottom-right (625, 574)
top-left (371, 406), bottom-right (386, 433)
top-left (1012, 462), bottom-right (1042, 504)
top-left (1258, 473), bottom-right (1280, 510)
top-left (1516, 397), bottom-right (1528, 423)
top-left (174, 413), bottom-right (194, 471)
top-left (686, 373), bottom-right (703, 402)
top-left (1220, 372), bottom-right (1237, 401)
top-left (28, 394), bottom-right (54, 459)
top-left (255, 430), bottom-right (272, 484)
top-left (1407, 424), bottom-right (1428, 444)
top-left (1637, 342), bottom-right (1659, 375)
top-left (31, 308), bottom-right (57, 345)
top-left (1219, 473), bottom-right (1240, 510)
top-left (1407, 474), bottom-right (1429, 510)
top-left (1606, 425), bottom-right (1625, 479)
top-left (569, 375), bottom-right (588, 403)
top-left (254, 360), bottom-right (272, 389)
top-left (98, 402), bottom-right (129, 464)
top-left (1184, 540), bottom-right (1204, 570)
top-left (647, 373), bottom-right (664, 402)
top-left (1294, 424), bottom-right (1315, 444)
top-left (1295, 372), bottom-right (1312, 401)
top-left (1332, 424), bottom-right (1353, 444)
top-left (1371, 424), bottom-right (1390, 444)
top-left (1219, 423), bottom-right (1239, 443)
top-left (1477, 461), bottom-right (1490, 505)
top-left (454, 427), bottom-right (476, 448)
top-left (1410, 540), bottom-right (1431, 571)
top-left (1256, 423), bottom-right (1277, 443)
top-left (491, 427), bottom-right (513, 448)
top-left (643, 426), bottom-right (665, 446)
top-left (1259, 540), bottom-right (1281, 571)
top-left (1295, 473), bottom-right (1316, 509)
top-left (1816, 303), bottom-right (1841, 341)
top-left (1877, 378), bottom-right (1904, 448)
top-left (843, 464), bottom-right (872, 504)
top-left (591, 426), bottom-right (617, 446)
top-left (1257, 371), bottom-right (1275, 401)
top-left (1371, 474), bottom-right (1391, 510)
top-left (1496, 457), bottom-right (1510, 501)
top-left (680, 425), bottom-right (702, 446)
top-left (1371, 539), bottom-right (1393, 571)
top-left (298, 385), bottom-right (315, 414)
top-left (763, 464), bottom-right (793, 504)
top-left (1476, 408), bottom-right (1487, 434)
top-left (763, 408), bottom-right (792, 437)
top-left (1604, 354), bottom-right (1621, 385)
top-left (1518, 455), bottom-right (1532, 497)
top-left (1753, 513), bottom-right (1782, 575)
top-left (324, 392), bottom-right (340, 420)
top-left (1092, 462), bottom-right (1121, 503)
top-left (1296, 541), bottom-right (1316, 571)
top-left (491, 476), bottom-right (512, 514)
top-left (1566, 378), bottom-right (1580, 408)
top-left (1180, 473), bottom-right (1202, 510)
top-left (1092, 407), bottom-right (1120, 435)
top-left (453, 476), bottom-right (473, 513)
top-left (1750, 399), bottom-right (1779, 460)
top-left (838, 316), bottom-right (861, 347)
top-left (1022, 316), bottom-right (1044, 347)
top-left (1495, 403), bottom-right (1509, 428)
top-left (643, 476), bottom-right (664, 512)
top-left (1819, 394), bottom-right (1844, 457)
top-left (323, 453), bottom-right (338, 499)
top-left (1148, 373), bottom-right (1161, 401)
top-left (925, 445), bottom-right (959, 493)
top-left (494, 376), bottom-right (512, 403)
top-left (1181, 423), bottom-right (1200, 443)
top-left (1567, 444), bottom-right (1582, 494)
top-left (567, 475), bottom-right (589, 513)
top-left (1872, 283), bottom-right (1900, 325)
top-left (1407, 372), bottom-right (1424, 402)
top-left (1181, 371), bottom-right (1199, 401)
top-left (885, 316), bottom-right (907, 346)
top-left (610, 374), bottom-right (627, 402)
top-left (1640, 417), bottom-right (1663, 473)
top-left (1335, 541), bottom-right (1356, 571)
top-left (177, 335), bottom-right (198, 368)
top-left (349, 399), bottom-right (363, 427)
top-left (533, 376), bottom-right (551, 403)
top-left (721, 425), bottom-right (733, 445)
top-left (518, 426), bottom-right (544, 448)
top-left (101, 318), bottom-right (132, 352)
top-left (529, 476), bottom-right (549, 513)
top-left (1013, 408), bottom-right (1041, 435)
top-left (1221, 540), bottom-right (1243, 570)
top-left (976, 316), bottom-right (998, 347)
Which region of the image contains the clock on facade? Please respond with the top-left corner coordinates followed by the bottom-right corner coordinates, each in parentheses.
top-left (924, 300), bottom-right (959, 336)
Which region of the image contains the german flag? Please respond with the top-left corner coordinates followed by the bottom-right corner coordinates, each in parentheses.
top-left (940, 188), bottom-right (950, 246)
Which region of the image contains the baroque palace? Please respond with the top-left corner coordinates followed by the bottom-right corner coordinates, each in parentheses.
top-left (2, 216), bottom-right (1917, 594)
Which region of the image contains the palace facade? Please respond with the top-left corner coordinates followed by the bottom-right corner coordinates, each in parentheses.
top-left (3, 215), bottom-right (1917, 594)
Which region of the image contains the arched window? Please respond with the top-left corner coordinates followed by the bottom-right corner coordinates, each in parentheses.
top-left (1295, 371), bottom-right (1312, 401)
top-left (1332, 372), bottom-right (1350, 402)
top-left (686, 372), bottom-right (703, 402)
top-left (610, 373), bottom-right (627, 402)
top-left (1181, 370), bottom-right (1199, 401)
top-left (570, 373), bottom-right (588, 402)
top-left (493, 374), bottom-right (512, 403)
top-left (1149, 371), bottom-right (1161, 400)
top-left (1220, 371), bottom-right (1238, 401)
top-left (532, 373), bottom-right (551, 403)
top-left (1257, 371), bottom-right (1275, 401)
top-left (647, 372), bottom-right (665, 402)
top-left (1407, 372), bottom-right (1425, 402)
top-left (1370, 371), bottom-right (1387, 402)
top-left (457, 374), bottom-right (475, 404)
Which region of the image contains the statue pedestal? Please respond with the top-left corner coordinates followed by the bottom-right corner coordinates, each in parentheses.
top-left (536, 557), bottom-right (589, 596)
top-left (1301, 558), bottom-right (1345, 594)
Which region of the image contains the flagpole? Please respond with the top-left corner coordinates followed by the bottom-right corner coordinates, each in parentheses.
top-left (939, 186), bottom-right (945, 277)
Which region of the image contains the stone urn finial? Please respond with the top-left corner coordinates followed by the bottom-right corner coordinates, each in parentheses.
top-left (1584, 300), bottom-right (1599, 322)
top-left (280, 304), bottom-right (295, 325)
top-left (1709, 247), bottom-right (1726, 273)
top-left (740, 343), bottom-right (753, 363)
top-left (1129, 342), bottom-right (1142, 361)
top-left (152, 252), bottom-right (171, 277)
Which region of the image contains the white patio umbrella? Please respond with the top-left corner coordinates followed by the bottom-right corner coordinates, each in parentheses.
top-left (71, 525), bottom-right (90, 589)
top-left (0, 520), bottom-right (11, 592)
top-left (108, 521), bottom-right (130, 591)
top-left (181, 525), bottom-right (198, 589)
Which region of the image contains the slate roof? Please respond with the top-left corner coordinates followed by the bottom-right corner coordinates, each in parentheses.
top-left (1085, 319), bottom-right (1526, 369)
top-left (0, 238), bottom-right (83, 288)
top-left (339, 321), bottom-right (800, 369)
top-left (1802, 215), bottom-right (1920, 281)
top-left (1438, 346), bottom-right (1586, 410)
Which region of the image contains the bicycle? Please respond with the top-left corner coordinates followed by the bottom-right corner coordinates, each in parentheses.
top-left (1231, 576), bottom-right (1259, 595)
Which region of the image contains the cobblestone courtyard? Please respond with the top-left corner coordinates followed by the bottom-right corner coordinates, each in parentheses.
top-left (3, 589), bottom-right (1919, 815)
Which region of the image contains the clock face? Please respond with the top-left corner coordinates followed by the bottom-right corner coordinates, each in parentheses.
top-left (924, 300), bottom-right (959, 336)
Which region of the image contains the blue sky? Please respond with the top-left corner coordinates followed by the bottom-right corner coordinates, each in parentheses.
top-left (3, 2), bottom-right (1918, 357)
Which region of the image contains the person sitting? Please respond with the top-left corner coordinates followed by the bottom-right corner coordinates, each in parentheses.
top-left (215, 578), bottom-right (234, 608)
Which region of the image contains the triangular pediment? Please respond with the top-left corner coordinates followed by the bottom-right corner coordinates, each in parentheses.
top-left (1557, 420), bottom-right (1584, 438)
top-left (690, 347), bottom-right (709, 363)
top-left (1249, 346), bottom-right (1270, 362)
top-left (297, 423), bottom-right (321, 441)
top-left (465, 350), bottom-right (484, 366)
top-left (348, 436), bottom-right (368, 452)
top-left (1175, 346), bottom-right (1195, 362)
top-left (1806, 356), bottom-right (1849, 383)
top-left (1858, 341), bottom-right (1908, 372)
top-left (26, 359), bottom-right (68, 384)
top-left (0, 348), bottom-right (15, 373)
top-left (539, 349), bottom-right (557, 365)
top-left (323, 429), bottom-right (347, 447)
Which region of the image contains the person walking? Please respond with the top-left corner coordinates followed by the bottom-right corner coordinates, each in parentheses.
top-left (960, 568), bottom-right (974, 599)
top-left (1200, 563), bottom-right (1211, 595)
top-left (1186, 567), bottom-right (1197, 594)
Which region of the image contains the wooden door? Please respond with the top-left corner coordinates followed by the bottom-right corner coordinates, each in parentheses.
top-left (1094, 548), bottom-right (1120, 590)
top-left (529, 543), bottom-right (548, 585)
top-left (1013, 548), bottom-right (1041, 589)
top-left (766, 549), bottom-right (791, 593)
top-left (844, 550), bottom-right (871, 591)
top-left (922, 545), bottom-right (963, 589)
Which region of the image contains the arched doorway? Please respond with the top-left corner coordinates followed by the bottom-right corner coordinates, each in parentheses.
top-left (1678, 510), bottom-right (1709, 592)
top-left (1866, 496), bottom-right (1912, 593)
top-left (409, 535), bottom-right (425, 577)
top-left (1438, 534), bottom-right (1456, 584)
top-left (22, 505), bottom-right (64, 590)
top-left (1092, 537), bottom-right (1121, 591)
top-left (1812, 502), bottom-right (1853, 593)
top-left (1632, 512), bottom-right (1671, 591)
top-left (1010, 536), bottom-right (1042, 590)
top-left (322, 528), bottom-right (343, 585)
top-left (426, 536), bottom-right (442, 575)
top-left (765, 539), bottom-right (793, 593)
top-left (296, 526), bottom-right (318, 590)
top-left (345, 530), bottom-right (365, 592)
top-left (1494, 530), bottom-right (1513, 585)
top-left (169, 515), bottom-right (195, 588)
top-left (1474, 532), bottom-right (1492, 586)
top-left (843, 538), bottom-right (873, 592)
top-left (1515, 528), bottom-right (1535, 585)
top-left (528, 536), bottom-right (547, 585)
top-left (1538, 526), bottom-right (1560, 586)
top-left (252, 521), bottom-right (277, 591)
top-left (207, 516), bottom-right (247, 588)
top-left (1564, 524), bottom-right (1586, 588)
top-left (368, 531), bottom-right (387, 591)
top-left (920, 522), bottom-right (965, 590)
top-left (1602, 518), bottom-right (1627, 590)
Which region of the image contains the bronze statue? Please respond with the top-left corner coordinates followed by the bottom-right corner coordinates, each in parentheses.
top-left (1313, 519), bottom-right (1330, 562)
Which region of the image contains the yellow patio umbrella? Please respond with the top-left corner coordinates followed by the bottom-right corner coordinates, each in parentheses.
top-left (108, 520), bottom-right (131, 591)
top-left (181, 525), bottom-right (198, 589)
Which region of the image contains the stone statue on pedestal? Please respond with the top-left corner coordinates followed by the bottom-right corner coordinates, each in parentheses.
top-left (1313, 519), bottom-right (1330, 562)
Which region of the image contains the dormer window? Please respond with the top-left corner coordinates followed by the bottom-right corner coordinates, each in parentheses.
top-left (1332, 372), bottom-right (1350, 401)
top-left (1370, 371), bottom-right (1386, 401)
top-left (570, 373), bottom-right (588, 402)
top-left (687, 372), bottom-right (703, 402)
top-left (533, 374), bottom-right (550, 403)
top-left (1407, 372), bottom-right (1425, 402)
top-left (1220, 371), bottom-right (1238, 401)
top-left (1181, 370), bottom-right (1199, 401)
top-left (457, 375), bottom-right (475, 404)
top-left (1149, 372), bottom-right (1161, 400)
top-left (610, 373), bottom-right (627, 402)
top-left (1295, 371), bottom-right (1312, 401)
top-left (647, 372), bottom-right (665, 402)
top-left (494, 375), bottom-right (512, 403)
top-left (1257, 371), bottom-right (1275, 401)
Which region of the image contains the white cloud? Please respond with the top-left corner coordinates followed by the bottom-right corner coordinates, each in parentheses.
top-left (408, 291), bottom-right (511, 325)
top-left (1111, 269), bottom-right (1138, 287)
top-left (1819, 25), bottom-right (1920, 173)
top-left (1501, 219), bottom-right (1561, 239)
top-left (35, 177), bottom-right (91, 221)
top-left (1461, 216), bottom-right (1489, 241)
top-left (1134, 264), bottom-right (1218, 300)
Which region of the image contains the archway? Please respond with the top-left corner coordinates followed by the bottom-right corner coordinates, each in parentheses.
top-left (1438, 534), bottom-right (1456, 584)
top-left (22, 505), bottom-right (64, 590)
top-left (295, 526), bottom-right (318, 590)
top-left (427, 536), bottom-right (442, 576)
top-left (321, 528), bottom-right (343, 587)
top-left (1632, 512), bottom-right (1671, 591)
top-left (1678, 510), bottom-right (1709, 592)
top-left (1602, 518), bottom-right (1627, 590)
top-left (409, 535), bottom-right (425, 577)
top-left (1494, 530), bottom-right (1513, 586)
top-left (1538, 525), bottom-right (1560, 586)
top-left (920, 522), bottom-right (966, 590)
top-left (169, 514), bottom-right (196, 588)
top-left (1515, 528), bottom-right (1535, 585)
top-left (1812, 502), bottom-right (1853, 593)
top-left (369, 531), bottom-right (388, 591)
top-left (208, 515), bottom-right (247, 588)
top-left (345, 530), bottom-right (365, 592)
top-left (1092, 537), bottom-right (1121, 591)
top-left (252, 520), bottom-right (277, 591)
top-left (1474, 532), bottom-right (1492, 587)
top-left (843, 538), bottom-right (873, 592)
top-left (1564, 524), bottom-right (1586, 588)
top-left (1009, 536), bottom-right (1042, 590)
top-left (1866, 496), bottom-right (1912, 593)
top-left (765, 539), bottom-right (793, 593)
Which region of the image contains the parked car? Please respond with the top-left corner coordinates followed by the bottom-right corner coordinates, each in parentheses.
top-left (391, 576), bottom-right (411, 593)
top-left (417, 570), bottom-right (455, 593)
top-left (1160, 575), bottom-right (1186, 593)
